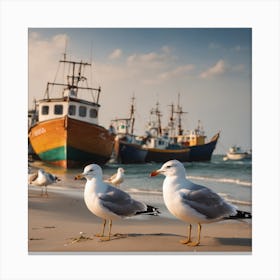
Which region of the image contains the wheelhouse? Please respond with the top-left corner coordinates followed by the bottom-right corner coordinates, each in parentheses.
top-left (38, 98), bottom-right (100, 125)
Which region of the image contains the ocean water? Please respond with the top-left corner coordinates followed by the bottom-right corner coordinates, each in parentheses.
top-left (29, 155), bottom-right (252, 220)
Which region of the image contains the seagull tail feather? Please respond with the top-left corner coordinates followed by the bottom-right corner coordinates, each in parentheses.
top-left (135, 205), bottom-right (161, 216)
top-left (225, 210), bottom-right (252, 219)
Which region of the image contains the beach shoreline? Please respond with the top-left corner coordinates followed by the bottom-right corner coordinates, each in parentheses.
top-left (28, 188), bottom-right (252, 253)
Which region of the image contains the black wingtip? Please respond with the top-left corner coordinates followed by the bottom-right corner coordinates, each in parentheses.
top-left (225, 210), bottom-right (252, 219)
top-left (136, 205), bottom-right (161, 216)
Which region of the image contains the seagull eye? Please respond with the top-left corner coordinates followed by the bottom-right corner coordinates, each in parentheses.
top-left (166, 165), bottom-right (172, 169)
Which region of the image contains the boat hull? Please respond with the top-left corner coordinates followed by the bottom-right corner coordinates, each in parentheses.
top-left (117, 133), bottom-right (219, 164)
top-left (118, 141), bottom-right (148, 164)
top-left (145, 147), bottom-right (190, 163)
top-left (226, 153), bottom-right (251, 161)
top-left (28, 116), bottom-right (115, 168)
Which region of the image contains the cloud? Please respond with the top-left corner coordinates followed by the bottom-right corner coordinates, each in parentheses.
top-left (29, 32), bottom-right (69, 106)
top-left (199, 59), bottom-right (226, 79)
top-left (109, 48), bottom-right (122, 59)
top-left (126, 50), bottom-right (169, 69)
top-left (152, 64), bottom-right (194, 83)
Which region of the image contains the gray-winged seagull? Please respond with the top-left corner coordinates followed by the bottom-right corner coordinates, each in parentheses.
top-left (29, 169), bottom-right (60, 197)
top-left (150, 159), bottom-right (251, 246)
top-left (75, 163), bottom-right (159, 241)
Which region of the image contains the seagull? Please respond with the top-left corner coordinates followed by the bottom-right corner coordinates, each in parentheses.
top-left (105, 167), bottom-right (125, 187)
top-left (75, 163), bottom-right (160, 241)
top-left (150, 160), bottom-right (251, 246)
top-left (29, 169), bottom-right (60, 197)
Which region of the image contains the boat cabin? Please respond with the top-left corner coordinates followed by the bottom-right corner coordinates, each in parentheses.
top-left (37, 98), bottom-right (100, 125)
top-left (143, 136), bottom-right (170, 149)
top-left (177, 130), bottom-right (206, 146)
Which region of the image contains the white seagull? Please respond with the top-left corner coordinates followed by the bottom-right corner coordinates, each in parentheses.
top-left (105, 167), bottom-right (125, 187)
top-left (75, 164), bottom-right (159, 241)
top-left (29, 169), bottom-right (60, 197)
top-left (150, 160), bottom-right (251, 246)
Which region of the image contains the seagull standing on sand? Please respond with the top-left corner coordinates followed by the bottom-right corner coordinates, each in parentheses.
top-left (150, 160), bottom-right (251, 246)
top-left (29, 169), bottom-right (60, 197)
top-left (105, 167), bottom-right (125, 187)
top-left (75, 164), bottom-right (159, 241)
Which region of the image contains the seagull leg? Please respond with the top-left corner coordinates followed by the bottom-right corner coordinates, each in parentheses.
top-left (45, 186), bottom-right (49, 197)
top-left (100, 219), bottom-right (112, 241)
top-left (95, 219), bottom-right (106, 237)
top-left (187, 223), bottom-right (201, 246)
top-left (180, 224), bottom-right (192, 244)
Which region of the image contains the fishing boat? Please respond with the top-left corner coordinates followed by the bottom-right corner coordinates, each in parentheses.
top-left (113, 97), bottom-right (219, 164)
top-left (223, 146), bottom-right (252, 161)
top-left (28, 54), bottom-right (115, 168)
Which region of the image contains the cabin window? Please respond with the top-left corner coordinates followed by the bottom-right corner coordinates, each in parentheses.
top-left (41, 106), bottom-right (49, 115)
top-left (69, 105), bottom-right (76, 116)
top-left (89, 108), bottom-right (98, 118)
top-left (54, 104), bottom-right (63, 115)
top-left (79, 106), bottom-right (87, 117)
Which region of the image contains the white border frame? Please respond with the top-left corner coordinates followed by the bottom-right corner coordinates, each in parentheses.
top-left (1, 1), bottom-right (279, 279)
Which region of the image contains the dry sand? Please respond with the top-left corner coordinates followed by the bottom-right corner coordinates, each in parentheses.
top-left (28, 189), bottom-right (252, 253)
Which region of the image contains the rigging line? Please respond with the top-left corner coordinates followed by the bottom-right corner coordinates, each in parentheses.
top-left (49, 58), bottom-right (61, 96)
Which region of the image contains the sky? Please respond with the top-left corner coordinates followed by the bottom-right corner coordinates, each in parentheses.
top-left (29, 28), bottom-right (252, 154)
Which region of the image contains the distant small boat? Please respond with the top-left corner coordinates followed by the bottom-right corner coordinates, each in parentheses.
top-left (28, 53), bottom-right (115, 168)
top-left (223, 146), bottom-right (252, 161)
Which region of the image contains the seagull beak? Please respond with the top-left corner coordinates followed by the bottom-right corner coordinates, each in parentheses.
top-left (74, 173), bottom-right (84, 180)
top-left (150, 169), bottom-right (161, 177)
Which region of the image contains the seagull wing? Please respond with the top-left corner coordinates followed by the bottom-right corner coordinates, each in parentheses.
top-left (28, 172), bottom-right (38, 184)
top-left (107, 173), bottom-right (117, 182)
top-left (179, 183), bottom-right (236, 219)
top-left (98, 184), bottom-right (145, 217)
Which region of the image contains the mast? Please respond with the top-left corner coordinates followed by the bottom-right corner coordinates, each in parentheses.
top-left (151, 102), bottom-right (162, 136)
top-left (168, 103), bottom-right (175, 137)
top-left (46, 58), bottom-right (101, 103)
top-left (175, 93), bottom-right (187, 136)
top-left (129, 95), bottom-right (135, 135)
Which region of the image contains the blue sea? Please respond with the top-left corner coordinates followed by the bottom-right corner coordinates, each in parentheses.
top-left (29, 155), bottom-right (252, 219)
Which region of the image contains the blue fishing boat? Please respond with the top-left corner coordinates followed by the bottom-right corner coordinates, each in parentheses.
top-left (112, 97), bottom-right (219, 164)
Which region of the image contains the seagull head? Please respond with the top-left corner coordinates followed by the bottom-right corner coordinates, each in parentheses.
top-left (150, 160), bottom-right (186, 178)
top-left (75, 164), bottom-right (103, 181)
top-left (118, 167), bottom-right (125, 174)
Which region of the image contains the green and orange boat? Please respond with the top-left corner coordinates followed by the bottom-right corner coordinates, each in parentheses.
top-left (28, 56), bottom-right (115, 168)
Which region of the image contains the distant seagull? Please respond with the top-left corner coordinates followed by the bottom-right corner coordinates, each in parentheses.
top-left (150, 160), bottom-right (251, 246)
top-left (75, 164), bottom-right (159, 241)
top-left (29, 169), bottom-right (60, 197)
top-left (105, 167), bottom-right (125, 187)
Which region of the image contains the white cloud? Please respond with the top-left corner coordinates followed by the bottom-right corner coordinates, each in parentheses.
top-left (109, 48), bottom-right (122, 59)
top-left (126, 50), bottom-right (168, 69)
top-left (160, 64), bottom-right (194, 78)
top-left (29, 32), bottom-right (69, 106)
top-left (199, 59), bottom-right (226, 79)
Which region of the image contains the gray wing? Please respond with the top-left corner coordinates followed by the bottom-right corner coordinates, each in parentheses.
top-left (28, 172), bottom-right (38, 184)
top-left (46, 172), bottom-right (59, 183)
top-left (179, 183), bottom-right (236, 219)
top-left (98, 184), bottom-right (146, 217)
top-left (107, 173), bottom-right (117, 182)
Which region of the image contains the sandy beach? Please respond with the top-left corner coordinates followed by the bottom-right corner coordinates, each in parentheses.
top-left (28, 188), bottom-right (252, 253)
